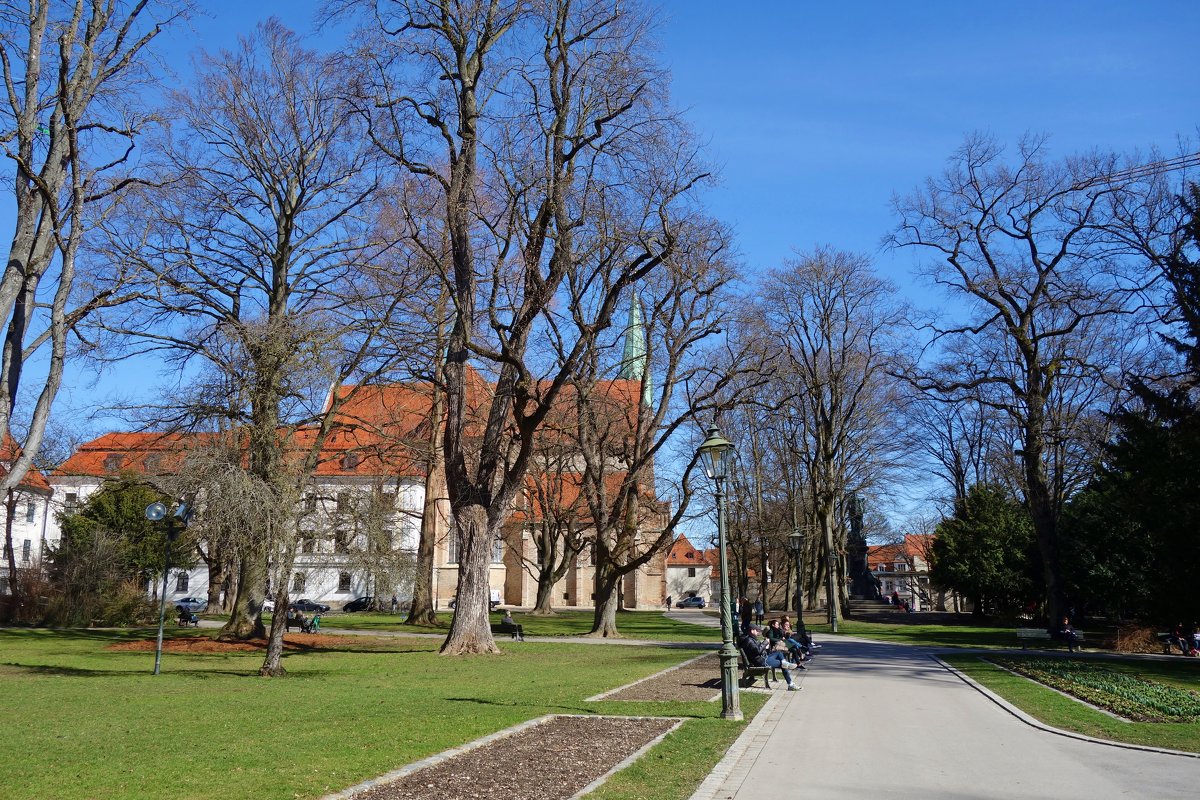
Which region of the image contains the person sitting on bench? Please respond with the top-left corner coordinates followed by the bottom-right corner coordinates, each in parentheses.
top-left (1051, 616), bottom-right (1081, 652)
top-left (499, 610), bottom-right (524, 640)
top-left (737, 625), bottom-right (800, 690)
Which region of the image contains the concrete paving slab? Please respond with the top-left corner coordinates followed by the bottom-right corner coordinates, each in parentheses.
top-left (693, 636), bottom-right (1200, 799)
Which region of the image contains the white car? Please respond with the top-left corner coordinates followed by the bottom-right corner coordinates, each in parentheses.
top-left (262, 598), bottom-right (275, 613)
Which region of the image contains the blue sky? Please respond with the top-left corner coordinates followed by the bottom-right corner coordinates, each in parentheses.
top-left (32, 1), bottom-right (1200, 454)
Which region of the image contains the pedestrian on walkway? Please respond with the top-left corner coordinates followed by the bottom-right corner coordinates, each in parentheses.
top-left (753, 598), bottom-right (764, 625)
top-left (391, 594), bottom-right (399, 613)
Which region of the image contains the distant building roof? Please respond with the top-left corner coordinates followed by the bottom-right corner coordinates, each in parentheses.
top-left (0, 433), bottom-right (52, 494)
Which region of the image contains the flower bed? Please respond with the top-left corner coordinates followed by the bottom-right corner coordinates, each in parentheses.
top-left (989, 657), bottom-right (1200, 722)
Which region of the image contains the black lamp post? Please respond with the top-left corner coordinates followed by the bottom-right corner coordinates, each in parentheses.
top-left (698, 424), bottom-right (740, 721)
top-left (145, 499), bottom-right (193, 676)
top-left (788, 528), bottom-right (805, 618)
top-left (145, 501), bottom-right (173, 676)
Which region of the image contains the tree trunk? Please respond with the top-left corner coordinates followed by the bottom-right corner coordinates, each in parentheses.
top-left (589, 568), bottom-right (622, 638)
top-left (407, 442), bottom-right (446, 626)
top-left (3, 489), bottom-right (19, 619)
top-left (440, 504), bottom-right (500, 655)
top-left (205, 547), bottom-right (226, 612)
top-left (259, 601), bottom-right (289, 677)
top-left (218, 551), bottom-right (267, 641)
top-left (531, 572), bottom-right (557, 614)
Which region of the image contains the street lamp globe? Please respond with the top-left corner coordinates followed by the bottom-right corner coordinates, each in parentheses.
top-left (698, 424), bottom-right (734, 480)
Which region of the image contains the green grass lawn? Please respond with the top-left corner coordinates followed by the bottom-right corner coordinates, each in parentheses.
top-left (815, 619), bottom-right (1023, 649)
top-left (308, 608), bottom-right (721, 642)
top-left (0, 627), bottom-right (754, 800)
top-left (943, 654), bottom-right (1200, 752)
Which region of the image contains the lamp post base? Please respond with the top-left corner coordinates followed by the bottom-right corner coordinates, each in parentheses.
top-left (718, 643), bottom-right (743, 721)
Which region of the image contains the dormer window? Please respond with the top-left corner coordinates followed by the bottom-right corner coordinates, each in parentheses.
top-left (143, 454), bottom-right (162, 473)
top-left (103, 454), bottom-right (124, 472)
top-left (341, 452), bottom-right (361, 470)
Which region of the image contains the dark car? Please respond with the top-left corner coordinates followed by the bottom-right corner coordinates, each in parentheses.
top-left (342, 596), bottom-right (374, 613)
top-left (676, 596), bottom-right (706, 608)
top-left (289, 599), bottom-right (331, 613)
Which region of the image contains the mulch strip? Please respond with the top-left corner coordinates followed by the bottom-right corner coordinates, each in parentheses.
top-left (345, 715), bottom-right (679, 800)
top-left (600, 653), bottom-right (722, 701)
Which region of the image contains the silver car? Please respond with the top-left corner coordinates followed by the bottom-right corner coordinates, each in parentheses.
top-left (175, 596), bottom-right (207, 614)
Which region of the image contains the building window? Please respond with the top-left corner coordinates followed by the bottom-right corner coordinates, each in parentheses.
top-left (301, 534), bottom-right (316, 554)
top-left (338, 572), bottom-right (352, 592)
top-left (175, 572), bottom-right (188, 592)
top-left (64, 492), bottom-right (79, 514)
top-left (687, 567), bottom-right (696, 577)
top-left (25, 501), bottom-right (36, 523)
top-left (21, 539), bottom-right (31, 564)
top-left (448, 533), bottom-right (460, 564)
top-left (143, 453), bottom-right (162, 473)
top-left (492, 535), bottom-right (504, 564)
top-left (336, 491), bottom-right (351, 513)
top-left (103, 453), bottom-right (124, 472)
top-left (293, 572), bottom-right (305, 592)
top-left (304, 493), bottom-right (317, 513)
top-left (334, 529), bottom-right (351, 554)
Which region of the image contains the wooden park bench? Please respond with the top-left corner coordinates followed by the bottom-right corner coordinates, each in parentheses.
top-left (1015, 627), bottom-right (1084, 650)
top-left (736, 646), bottom-right (778, 688)
top-left (177, 611), bottom-right (200, 627)
top-left (491, 621), bottom-right (524, 640)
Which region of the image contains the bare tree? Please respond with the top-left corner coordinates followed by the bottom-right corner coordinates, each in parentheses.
top-left (354, 0), bottom-right (714, 653)
top-left (890, 134), bottom-right (1156, 622)
top-left (95, 21), bottom-right (417, 674)
top-left (752, 248), bottom-right (911, 626)
top-left (0, 1), bottom-right (187, 610)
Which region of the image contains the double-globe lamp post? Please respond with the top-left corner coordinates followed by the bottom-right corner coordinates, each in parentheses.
top-left (698, 424), bottom-right (741, 721)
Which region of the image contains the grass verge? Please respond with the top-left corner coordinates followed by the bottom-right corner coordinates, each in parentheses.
top-left (816, 619), bottom-right (1020, 649)
top-left (0, 627), bottom-right (746, 800)
top-left (942, 654), bottom-right (1200, 753)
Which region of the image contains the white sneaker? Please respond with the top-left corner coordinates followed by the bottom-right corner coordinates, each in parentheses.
top-left (781, 660), bottom-right (799, 670)
top-left (787, 683), bottom-right (799, 691)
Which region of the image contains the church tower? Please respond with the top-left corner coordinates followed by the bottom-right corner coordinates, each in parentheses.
top-left (618, 293), bottom-right (653, 406)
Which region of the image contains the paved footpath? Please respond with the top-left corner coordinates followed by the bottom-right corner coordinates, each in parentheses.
top-left (692, 636), bottom-right (1200, 800)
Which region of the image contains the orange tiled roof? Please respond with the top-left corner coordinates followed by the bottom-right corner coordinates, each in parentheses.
top-left (0, 433), bottom-right (52, 493)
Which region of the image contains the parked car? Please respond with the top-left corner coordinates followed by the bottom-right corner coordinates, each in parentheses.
top-left (289, 599), bottom-right (330, 613)
top-left (262, 598), bottom-right (275, 613)
top-left (448, 598), bottom-right (503, 610)
top-left (175, 597), bottom-right (208, 614)
top-left (676, 596), bottom-right (706, 608)
top-left (342, 596), bottom-right (374, 613)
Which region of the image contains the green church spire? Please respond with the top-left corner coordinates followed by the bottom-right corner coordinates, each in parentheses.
top-left (619, 293), bottom-right (653, 405)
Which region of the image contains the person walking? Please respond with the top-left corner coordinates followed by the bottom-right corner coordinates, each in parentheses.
top-left (390, 594), bottom-right (399, 613)
top-left (754, 598), bottom-right (765, 625)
